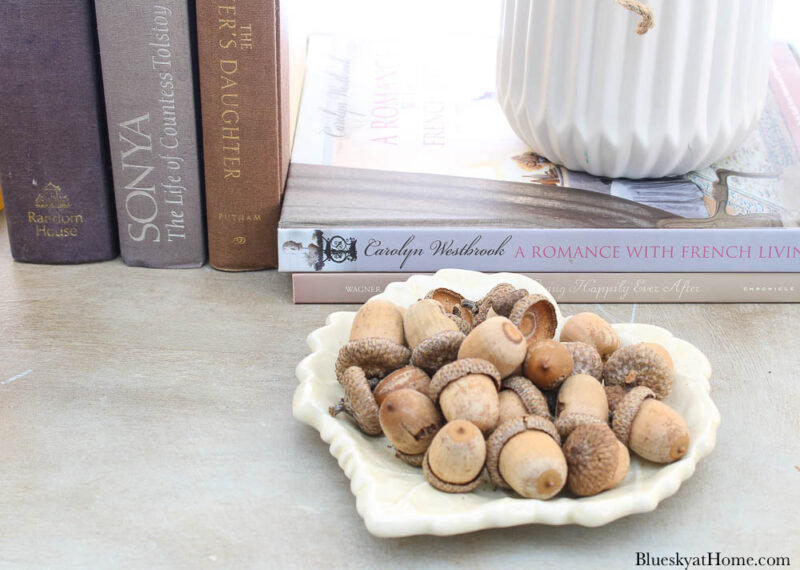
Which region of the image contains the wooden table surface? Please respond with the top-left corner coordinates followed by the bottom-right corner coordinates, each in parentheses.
top-left (0, 213), bottom-right (797, 569)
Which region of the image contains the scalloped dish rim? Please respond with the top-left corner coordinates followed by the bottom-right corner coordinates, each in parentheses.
top-left (292, 269), bottom-right (720, 537)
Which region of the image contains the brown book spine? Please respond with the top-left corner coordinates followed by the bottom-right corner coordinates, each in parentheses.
top-left (195, 0), bottom-right (289, 271)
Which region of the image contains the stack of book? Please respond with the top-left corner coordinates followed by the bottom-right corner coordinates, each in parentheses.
top-left (0, 0), bottom-right (289, 270)
top-left (281, 35), bottom-right (800, 303)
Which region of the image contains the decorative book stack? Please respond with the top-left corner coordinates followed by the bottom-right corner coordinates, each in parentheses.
top-left (95, 0), bottom-right (206, 268)
top-left (281, 36), bottom-right (800, 303)
top-left (0, 0), bottom-right (118, 264)
top-left (196, 0), bottom-right (290, 271)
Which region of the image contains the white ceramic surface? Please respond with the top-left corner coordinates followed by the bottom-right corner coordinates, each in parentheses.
top-left (497, 0), bottom-right (774, 178)
top-left (292, 269), bottom-right (720, 537)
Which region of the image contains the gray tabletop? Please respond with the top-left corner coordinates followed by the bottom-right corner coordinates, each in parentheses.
top-left (0, 215), bottom-right (797, 569)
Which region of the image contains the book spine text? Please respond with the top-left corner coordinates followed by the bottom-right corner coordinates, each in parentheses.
top-left (0, 1), bottom-right (118, 264)
top-left (95, 0), bottom-right (206, 268)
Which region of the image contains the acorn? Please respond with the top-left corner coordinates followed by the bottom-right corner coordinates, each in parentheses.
top-left (486, 415), bottom-right (566, 499)
top-left (604, 384), bottom-right (628, 413)
top-left (559, 312), bottom-right (620, 361)
top-left (474, 283), bottom-right (524, 325)
top-left (561, 341), bottom-right (603, 380)
top-left (335, 300), bottom-right (411, 380)
top-left (372, 366), bottom-right (431, 406)
top-left (523, 339), bottom-right (573, 390)
top-left (508, 294), bottom-right (558, 347)
top-left (457, 316), bottom-right (527, 378)
top-left (423, 419), bottom-right (486, 493)
top-left (430, 358), bottom-right (502, 434)
top-left (563, 423), bottom-right (625, 496)
top-left (403, 299), bottom-right (465, 374)
top-left (604, 342), bottom-right (674, 399)
top-left (425, 287), bottom-right (474, 333)
top-left (612, 387), bottom-right (690, 464)
top-left (497, 376), bottom-right (550, 426)
top-left (328, 366), bottom-right (382, 436)
top-left (379, 389), bottom-right (443, 466)
top-left (555, 373), bottom-right (609, 439)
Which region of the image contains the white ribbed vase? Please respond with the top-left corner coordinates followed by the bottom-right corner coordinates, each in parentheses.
top-left (497, 0), bottom-right (775, 179)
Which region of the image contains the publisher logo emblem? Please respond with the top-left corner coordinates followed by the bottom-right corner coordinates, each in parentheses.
top-left (313, 230), bottom-right (357, 270)
top-left (34, 182), bottom-right (71, 209)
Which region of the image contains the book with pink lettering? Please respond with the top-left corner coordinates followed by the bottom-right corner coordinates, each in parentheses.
top-left (278, 36), bottom-right (800, 274)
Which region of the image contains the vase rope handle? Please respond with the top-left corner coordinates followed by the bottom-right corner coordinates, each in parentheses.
top-left (616, 0), bottom-right (655, 35)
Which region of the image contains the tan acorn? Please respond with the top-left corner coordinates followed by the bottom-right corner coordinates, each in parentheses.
top-left (423, 419), bottom-right (486, 493)
top-left (372, 366), bottom-right (431, 406)
top-left (559, 312), bottom-right (620, 361)
top-left (379, 389), bottom-right (443, 465)
top-left (604, 342), bottom-right (674, 399)
top-left (523, 339), bottom-right (573, 390)
top-left (335, 300), bottom-right (411, 380)
top-left (458, 316), bottom-right (527, 378)
top-left (429, 358), bottom-right (502, 434)
top-left (403, 299), bottom-right (465, 374)
top-left (555, 373), bottom-right (609, 439)
top-left (486, 415), bottom-right (565, 499)
top-left (425, 288), bottom-right (474, 332)
top-left (328, 366), bottom-right (381, 436)
top-left (612, 387), bottom-right (690, 463)
top-left (563, 423), bottom-right (625, 496)
top-left (497, 376), bottom-right (550, 426)
top-left (561, 341), bottom-right (603, 380)
top-left (508, 294), bottom-right (558, 346)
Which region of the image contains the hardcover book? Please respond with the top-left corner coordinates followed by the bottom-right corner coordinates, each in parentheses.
top-left (196, 0), bottom-right (290, 271)
top-left (0, 1), bottom-right (118, 264)
top-left (292, 272), bottom-right (800, 304)
top-left (278, 36), bottom-right (800, 274)
top-left (95, 0), bottom-right (206, 268)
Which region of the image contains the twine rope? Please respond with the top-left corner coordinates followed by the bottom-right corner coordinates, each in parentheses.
top-left (616, 0), bottom-right (655, 35)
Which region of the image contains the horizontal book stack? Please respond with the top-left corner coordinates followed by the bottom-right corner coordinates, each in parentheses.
top-left (280, 36), bottom-right (800, 303)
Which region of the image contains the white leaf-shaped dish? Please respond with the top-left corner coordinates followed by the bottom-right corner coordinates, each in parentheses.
top-left (292, 269), bottom-right (720, 537)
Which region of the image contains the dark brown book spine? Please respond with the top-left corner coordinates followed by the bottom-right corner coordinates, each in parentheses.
top-left (195, 0), bottom-right (289, 271)
top-left (0, 1), bottom-right (118, 264)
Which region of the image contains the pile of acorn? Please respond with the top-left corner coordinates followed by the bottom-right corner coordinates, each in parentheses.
top-left (329, 283), bottom-right (689, 499)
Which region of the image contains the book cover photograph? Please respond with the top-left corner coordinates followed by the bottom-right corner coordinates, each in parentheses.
top-left (279, 36), bottom-right (800, 273)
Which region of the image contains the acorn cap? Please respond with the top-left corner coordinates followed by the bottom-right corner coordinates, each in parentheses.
top-left (395, 449), bottom-right (425, 467)
top-left (605, 384), bottom-right (628, 413)
top-left (604, 343), bottom-right (673, 399)
top-left (611, 386), bottom-right (656, 445)
top-left (422, 447), bottom-right (483, 493)
top-left (425, 287), bottom-right (466, 316)
top-left (555, 412), bottom-right (607, 440)
top-left (447, 313), bottom-right (473, 335)
top-left (492, 288), bottom-right (528, 317)
top-left (475, 283), bottom-right (515, 325)
top-left (562, 341), bottom-right (603, 380)
top-left (411, 330), bottom-right (466, 374)
top-left (328, 366), bottom-right (382, 436)
top-left (429, 358), bottom-right (502, 403)
top-left (373, 366), bottom-right (431, 406)
top-left (486, 415), bottom-right (560, 489)
top-left (564, 423), bottom-right (620, 496)
top-left (501, 376), bottom-right (550, 419)
top-left (508, 294), bottom-right (558, 345)
top-left (335, 337), bottom-right (411, 381)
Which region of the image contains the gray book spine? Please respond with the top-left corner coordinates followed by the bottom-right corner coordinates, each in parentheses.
top-left (95, 0), bottom-right (206, 268)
